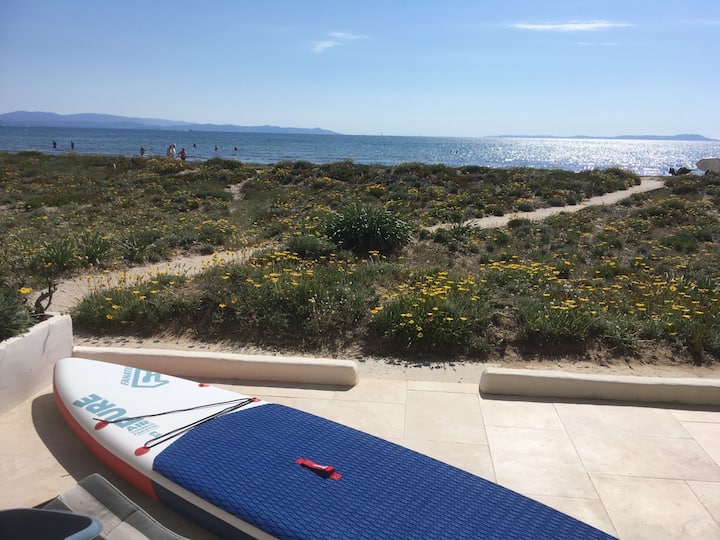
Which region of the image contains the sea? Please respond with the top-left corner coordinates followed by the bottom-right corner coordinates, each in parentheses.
top-left (1, 126), bottom-right (718, 176)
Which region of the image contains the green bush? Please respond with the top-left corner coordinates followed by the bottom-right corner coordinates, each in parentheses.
top-left (119, 231), bottom-right (169, 263)
top-left (516, 297), bottom-right (597, 345)
top-left (322, 204), bottom-right (413, 256)
top-left (72, 274), bottom-right (193, 334)
top-left (285, 235), bottom-right (336, 259)
top-left (35, 238), bottom-right (79, 276)
top-left (0, 285), bottom-right (33, 340)
top-left (191, 253), bottom-right (378, 348)
top-left (77, 232), bottom-right (113, 266)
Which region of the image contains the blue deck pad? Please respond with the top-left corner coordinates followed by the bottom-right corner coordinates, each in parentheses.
top-left (154, 404), bottom-right (616, 540)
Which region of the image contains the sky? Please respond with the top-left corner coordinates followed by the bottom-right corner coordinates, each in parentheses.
top-left (2, 1), bottom-right (719, 138)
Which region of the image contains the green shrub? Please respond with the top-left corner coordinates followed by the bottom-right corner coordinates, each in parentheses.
top-left (0, 285), bottom-right (33, 340)
top-left (661, 231), bottom-right (699, 252)
top-left (516, 297), bottom-right (597, 345)
top-left (322, 203), bottom-right (412, 255)
top-left (191, 253), bottom-right (378, 349)
top-left (72, 275), bottom-right (193, 334)
top-left (77, 232), bottom-right (113, 266)
top-left (34, 238), bottom-right (79, 276)
top-left (370, 272), bottom-right (494, 355)
top-left (119, 231), bottom-right (169, 263)
top-left (285, 235), bottom-right (336, 259)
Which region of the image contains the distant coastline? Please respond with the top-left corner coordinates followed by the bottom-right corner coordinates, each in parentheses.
top-left (0, 111), bottom-right (338, 136)
top-left (0, 111), bottom-right (717, 142)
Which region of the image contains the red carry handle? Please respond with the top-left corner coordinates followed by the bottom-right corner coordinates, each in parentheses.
top-left (295, 457), bottom-right (342, 480)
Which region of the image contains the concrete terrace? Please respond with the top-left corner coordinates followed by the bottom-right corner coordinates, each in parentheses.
top-left (2, 366), bottom-right (720, 539)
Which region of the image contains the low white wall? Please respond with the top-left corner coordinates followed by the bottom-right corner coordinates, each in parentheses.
top-left (72, 346), bottom-right (358, 387)
top-left (479, 367), bottom-right (720, 406)
top-left (0, 313), bottom-right (74, 414)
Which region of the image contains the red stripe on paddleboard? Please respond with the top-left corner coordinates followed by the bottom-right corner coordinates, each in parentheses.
top-left (53, 366), bottom-right (158, 500)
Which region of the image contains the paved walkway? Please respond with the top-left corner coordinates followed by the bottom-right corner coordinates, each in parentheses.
top-left (2, 375), bottom-right (719, 539)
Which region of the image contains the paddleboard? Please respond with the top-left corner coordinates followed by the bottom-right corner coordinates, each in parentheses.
top-left (54, 357), bottom-right (616, 539)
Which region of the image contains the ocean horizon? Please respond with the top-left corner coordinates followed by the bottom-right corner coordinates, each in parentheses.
top-left (1, 126), bottom-right (719, 176)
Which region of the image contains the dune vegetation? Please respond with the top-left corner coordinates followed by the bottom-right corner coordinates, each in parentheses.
top-left (1, 152), bottom-right (718, 365)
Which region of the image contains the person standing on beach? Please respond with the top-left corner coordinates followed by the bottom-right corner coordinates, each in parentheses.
top-left (166, 144), bottom-right (176, 159)
top-left (179, 148), bottom-right (187, 161)
top-left (140, 145), bottom-right (145, 157)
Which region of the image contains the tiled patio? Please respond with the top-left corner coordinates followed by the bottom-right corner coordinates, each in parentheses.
top-left (2, 377), bottom-right (719, 539)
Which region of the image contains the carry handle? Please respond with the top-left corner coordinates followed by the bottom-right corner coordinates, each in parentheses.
top-left (295, 457), bottom-right (342, 480)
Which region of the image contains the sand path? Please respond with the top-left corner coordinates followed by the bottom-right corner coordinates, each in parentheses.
top-left (44, 250), bottom-right (252, 314)
top-left (429, 177), bottom-right (665, 230)
top-left (45, 177), bottom-right (665, 314)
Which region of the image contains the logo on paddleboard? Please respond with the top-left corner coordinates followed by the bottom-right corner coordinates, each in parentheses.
top-left (121, 367), bottom-right (170, 388)
top-left (72, 394), bottom-right (162, 437)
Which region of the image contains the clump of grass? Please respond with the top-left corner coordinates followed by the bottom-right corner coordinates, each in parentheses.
top-left (322, 203), bottom-right (413, 256)
top-left (72, 273), bottom-right (193, 334)
top-left (284, 235), bottom-right (336, 259)
top-left (76, 232), bottom-right (113, 266)
top-left (190, 250), bottom-right (384, 349)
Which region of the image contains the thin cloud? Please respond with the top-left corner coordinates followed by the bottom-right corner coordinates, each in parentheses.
top-left (312, 31), bottom-right (367, 53)
top-left (510, 21), bottom-right (631, 32)
top-left (577, 41), bottom-right (618, 47)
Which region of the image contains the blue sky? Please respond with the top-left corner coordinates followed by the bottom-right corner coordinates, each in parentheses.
top-left (2, 1), bottom-right (719, 138)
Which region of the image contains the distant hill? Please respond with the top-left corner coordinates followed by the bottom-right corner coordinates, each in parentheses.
top-left (498, 133), bottom-right (718, 142)
top-left (0, 111), bottom-right (338, 135)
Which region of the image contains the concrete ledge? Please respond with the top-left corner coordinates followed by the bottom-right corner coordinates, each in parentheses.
top-left (479, 367), bottom-right (720, 407)
top-left (72, 346), bottom-right (358, 387)
top-left (0, 313), bottom-right (74, 415)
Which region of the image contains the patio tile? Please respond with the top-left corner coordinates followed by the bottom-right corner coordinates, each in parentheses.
top-left (407, 380), bottom-right (478, 394)
top-left (398, 439), bottom-right (495, 481)
top-left (404, 390), bottom-right (486, 445)
top-left (480, 398), bottom-right (564, 430)
top-left (333, 378), bottom-right (407, 404)
top-left (681, 421), bottom-right (720, 467)
top-left (571, 430), bottom-right (720, 481)
top-left (532, 494), bottom-right (617, 537)
top-left (555, 402), bottom-right (691, 438)
top-left (592, 474), bottom-right (720, 540)
top-left (688, 481), bottom-right (720, 524)
top-left (486, 426), bottom-right (598, 498)
top-left (670, 408), bottom-right (720, 424)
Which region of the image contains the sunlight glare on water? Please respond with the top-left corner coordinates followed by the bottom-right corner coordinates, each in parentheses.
top-left (1, 127), bottom-right (718, 175)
